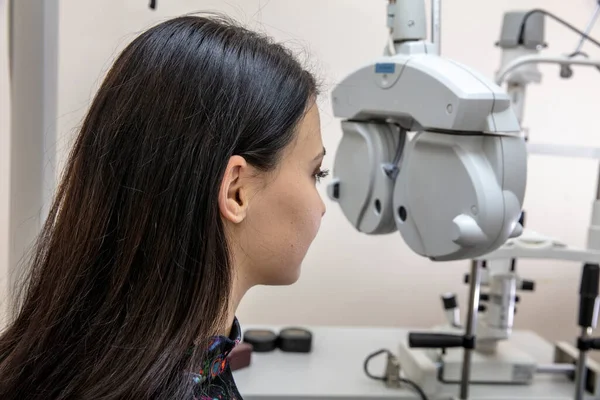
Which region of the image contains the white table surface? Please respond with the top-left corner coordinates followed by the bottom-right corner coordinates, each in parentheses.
top-left (232, 325), bottom-right (593, 400)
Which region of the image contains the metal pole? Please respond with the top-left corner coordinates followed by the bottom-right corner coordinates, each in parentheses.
top-left (574, 263), bottom-right (599, 400)
top-left (536, 363), bottom-right (576, 375)
top-left (431, 0), bottom-right (441, 54)
top-left (573, 3), bottom-right (600, 55)
top-left (575, 327), bottom-right (592, 400)
top-left (496, 55), bottom-right (600, 85)
top-left (460, 260), bottom-right (481, 400)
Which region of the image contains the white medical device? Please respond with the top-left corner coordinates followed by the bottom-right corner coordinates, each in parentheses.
top-left (329, 2), bottom-right (600, 400)
top-left (327, 0), bottom-right (527, 262)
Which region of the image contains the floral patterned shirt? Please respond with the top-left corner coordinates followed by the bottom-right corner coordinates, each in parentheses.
top-left (191, 318), bottom-right (243, 399)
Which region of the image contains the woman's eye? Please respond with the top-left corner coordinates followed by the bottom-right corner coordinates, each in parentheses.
top-left (314, 168), bottom-right (329, 182)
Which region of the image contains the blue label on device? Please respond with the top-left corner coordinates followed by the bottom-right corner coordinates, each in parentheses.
top-left (375, 63), bottom-right (395, 74)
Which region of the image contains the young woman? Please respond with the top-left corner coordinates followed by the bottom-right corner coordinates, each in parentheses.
top-left (0, 14), bottom-right (327, 399)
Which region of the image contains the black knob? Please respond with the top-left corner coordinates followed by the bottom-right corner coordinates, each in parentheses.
top-left (442, 294), bottom-right (457, 310)
top-left (580, 264), bottom-right (600, 297)
top-left (590, 338), bottom-right (600, 350)
top-left (579, 264), bottom-right (600, 328)
top-left (478, 304), bottom-right (487, 312)
top-left (560, 64), bottom-right (573, 79)
top-left (243, 329), bottom-right (278, 352)
top-left (408, 333), bottom-right (464, 349)
top-left (521, 280), bottom-right (535, 291)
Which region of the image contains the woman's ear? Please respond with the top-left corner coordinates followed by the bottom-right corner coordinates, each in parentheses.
top-left (219, 155), bottom-right (250, 224)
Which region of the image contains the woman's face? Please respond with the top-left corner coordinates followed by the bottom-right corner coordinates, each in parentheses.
top-left (220, 103), bottom-right (327, 289)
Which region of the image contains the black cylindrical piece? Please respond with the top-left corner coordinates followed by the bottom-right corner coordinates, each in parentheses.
top-left (580, 264), bottom-right (600, 297)
top-left (480, 293), bottom-right (489, 301)
top-left (442, 294), bottom-right (457, 310)
top-left (521, 280), bottom-right (535, 291)
top-left (591, 338), bottom-right (600, 350)
top-left (463, 335), bottom-right (475, 350)
top-left (579, 301), bottom-right (597, 329)
top-left (578, 337), bottom-right (592, 351)
top-left (408, 332), bottom-right (464, 349)
top-left (478, 304), bottom-right (487, 312)
top-left (277, 327), bottom-right (312, 353)
top-left (579, 264), bottom-right (600, 328)
top-left (243, 329), bottom-right (278, 352)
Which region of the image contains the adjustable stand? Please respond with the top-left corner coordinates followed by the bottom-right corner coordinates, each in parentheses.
top-left (408, 260), bottom-right (482, 400)
top-left (574, 264), bottom-right (600, 400)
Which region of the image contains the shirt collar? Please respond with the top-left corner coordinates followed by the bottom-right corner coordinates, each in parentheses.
top-left (191, 317), bottom-right (241, 384)
top-left (207, 317), bottom-right (242, 356)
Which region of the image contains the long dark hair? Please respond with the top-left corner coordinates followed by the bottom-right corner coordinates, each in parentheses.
top-left (0, 15), bottom-right (317, 399)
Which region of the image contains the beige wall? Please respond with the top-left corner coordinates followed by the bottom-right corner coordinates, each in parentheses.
top-left (2, 0), bottom-right (598, 345)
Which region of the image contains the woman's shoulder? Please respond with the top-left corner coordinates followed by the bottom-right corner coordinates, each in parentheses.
top-left (190, 318), bottom-right (243, 400)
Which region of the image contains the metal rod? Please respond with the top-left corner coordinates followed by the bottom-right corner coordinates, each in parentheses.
top-left (496, 55), bottom-right (600, 85)
top-left (459, 260), bottom-right (481, 400)
top-left (536, 363), bottom-right (576, 374)
top-left (573, 4), bottom-right (600, 54)
top-left (575, 327), bottom-right (592, 400)
top-left (431, 0), bottom-right (441, 54)
top-left (505, 83), bottom-right (527, 126)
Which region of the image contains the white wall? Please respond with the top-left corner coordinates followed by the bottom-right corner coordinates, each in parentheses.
top-left (0, 0), bottom-right (11, 326)
top-left (50, 0), bottom-right (600, 345)
top-left (2, 1), bottom-right (59, 329)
